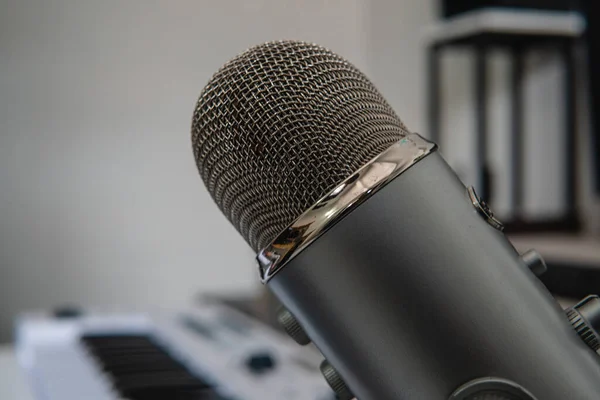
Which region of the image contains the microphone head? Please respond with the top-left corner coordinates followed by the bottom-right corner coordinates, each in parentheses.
top-left (191, 40), bottom-right (409, 252)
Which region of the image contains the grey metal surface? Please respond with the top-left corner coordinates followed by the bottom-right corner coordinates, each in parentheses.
top-left (191, 41), bottom-right (409, 251)
top-left (269, 152), bottom-right (600, 400)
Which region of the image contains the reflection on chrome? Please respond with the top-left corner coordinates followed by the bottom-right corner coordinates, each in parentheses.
top-left (257, 133), bottom-right (437, 283)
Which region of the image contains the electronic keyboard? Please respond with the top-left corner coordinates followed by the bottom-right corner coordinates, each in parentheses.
top-left (16, 300), bottom-right (335, 400)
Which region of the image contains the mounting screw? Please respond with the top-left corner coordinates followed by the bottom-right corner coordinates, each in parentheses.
top-left (320, 360), bottom-right (354, 400)
top-left (567, 295), bottom-right (600, 353)
top-left (277, 307), bottom-right (311, 346)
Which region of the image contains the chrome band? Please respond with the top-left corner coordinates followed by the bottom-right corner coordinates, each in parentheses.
top-left (256, 133), bottom-right (437, 283)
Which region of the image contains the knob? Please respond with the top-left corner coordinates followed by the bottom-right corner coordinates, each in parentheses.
top-left (277, 307), bottom-right (311, 345)
top-left (566, 295), bottom-right (600, 353)
top-left (53, 305), bottom-right (83, 319)
top-left (245, 352), bottom-right (277, 374)
top-left (320, 360), bottom-right (354, 400)
top-left (520, 249), bottom-right (547, 277)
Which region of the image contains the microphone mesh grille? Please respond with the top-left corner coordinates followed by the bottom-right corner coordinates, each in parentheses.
top-left (191, 41), bottom-right (409, 251)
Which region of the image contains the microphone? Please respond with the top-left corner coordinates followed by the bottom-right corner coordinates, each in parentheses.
top-left (191, 41), bottom-right (600, 399)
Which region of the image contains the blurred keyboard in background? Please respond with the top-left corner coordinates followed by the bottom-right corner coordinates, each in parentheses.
top-left (16, 300), bottom-right (335, 400)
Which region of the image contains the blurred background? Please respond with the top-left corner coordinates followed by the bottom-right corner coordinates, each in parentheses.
top-left (0, 0), bottom-right (598, 349)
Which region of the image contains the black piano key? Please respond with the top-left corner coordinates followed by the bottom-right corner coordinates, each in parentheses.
top-left (112, 370), bottom-right (205, 387)
top-left (116, 376), bottom-right (207, 392)
top-left (83, 335), bottom-right (155, 347)
top-left (80, 333), bottom-right (226, 399)
top-left (99, 362), bottom-right (187, 375)
top-left (125, 387), bottom-right (222, 400)
top-left (93, 353), bottom-right (181, 366)
top-left (87, 346), bottom-right (165, 355)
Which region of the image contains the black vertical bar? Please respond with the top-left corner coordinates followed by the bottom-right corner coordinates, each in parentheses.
top-left (428, 44), bottom-right (441, 144)
top-left (563, 39), bottom-right (577, 219)
top-left (585, 1), bottom-right (600, 195)
top-left (475, 45), bottom-right (489, 201)
top-left (511, 46), bottom-right (524, 216)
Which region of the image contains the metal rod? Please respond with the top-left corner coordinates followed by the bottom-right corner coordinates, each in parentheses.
top-left (428, 45), bottom-right (441, 144)
top-left (511, 46), bottom-right (525, 216)
top-left (563, 39), bottom-right (577, 215)
top-left (475, 45), bottom-right (489, 201)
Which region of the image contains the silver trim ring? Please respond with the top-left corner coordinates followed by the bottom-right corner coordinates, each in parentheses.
top-left (467, 186), bottom-right (504, 231)
top-left (257, 133), bottom-right (437, 283)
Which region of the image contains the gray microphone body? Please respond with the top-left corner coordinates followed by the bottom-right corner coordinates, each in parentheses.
top-left (191, 41), bottom-right (600, 399)
top-left (267, 150), bottom-right (600, 399)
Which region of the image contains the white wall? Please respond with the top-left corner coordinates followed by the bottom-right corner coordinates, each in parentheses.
top-left (0, 0), bottom-right (369, 342)
top-left (363, 0), bottom-right (435, 133)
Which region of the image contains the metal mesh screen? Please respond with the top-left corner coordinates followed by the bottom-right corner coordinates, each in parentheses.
top-left (191, 41), bottom-right (409, 251)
